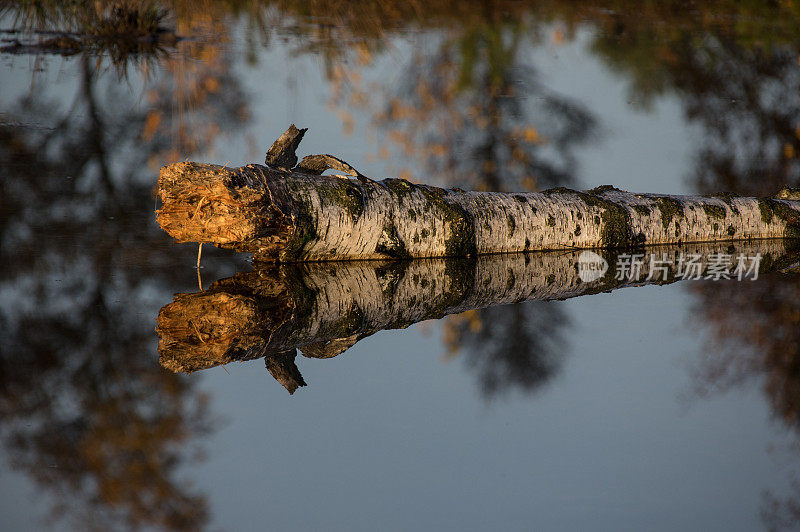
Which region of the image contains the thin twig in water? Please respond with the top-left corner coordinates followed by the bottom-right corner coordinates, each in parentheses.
top-left (196, 243), bottom-right (203, 290)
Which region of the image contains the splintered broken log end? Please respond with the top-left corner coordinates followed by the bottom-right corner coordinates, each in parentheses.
top-left (155, 289), bottom-right (261, 373)
top-left (156, 161), bottom-right (293, 259)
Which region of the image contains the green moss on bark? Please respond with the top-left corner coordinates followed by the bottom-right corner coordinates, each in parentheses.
top-left (710, 193), bottom-right (740, 215)
top-left (702, 204), bottom-right (727, 220)
top-left (507, 214), bottom-right (516, 236)
top-left (656, 197), bottom-right (684, 233)
top-left (317, 179), bottom-right (364, 220)
top-left (765, 199), bottom-right (800, 239)
top-left (283, 196), bottom-right (317, 260)
top-left (574, 190), bottom-right (637, 248)
top-left (759, 199), bottom-right (774, 224)
top-left (385, 178), bottom-right (477, 258)
top-left (375, 221), bottom-right (412, 259)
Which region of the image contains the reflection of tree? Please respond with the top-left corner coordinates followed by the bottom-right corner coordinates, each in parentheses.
top-left (0, 8), bottom-right (247, 525)
top-left (690, 273), bottom-right (800, 427)
top-left (594, 3), bottom-right (800, 434)
top-left (673, 41), bottom-right (800, 197)
top-left (375, 23), bottom-right (595, 192)
top-left (582, 3), bottom-right (800, 196)
top-left (266, 0), bottom-right (800, 196)
top-left (588, 13), bottom-right (800, 524)
top-left (308, 12), bottom-right (592, 398)
top-left (611, 12), bottom-right (800, 528)
top-left (689, 272), bottom-right (800, 530)
top-left (368, 21), bottom-right (589, 397)
top-left (443, 302), bottom-right (567, 398)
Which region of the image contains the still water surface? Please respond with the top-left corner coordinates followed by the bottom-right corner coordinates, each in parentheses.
top-left (1, 3), bottom-right (799, 531)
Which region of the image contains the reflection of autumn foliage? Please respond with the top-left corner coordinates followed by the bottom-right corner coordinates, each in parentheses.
top-left (0, 91), bottom-right (213, 529)
top-left (139, 10), bottom-right (250, 168)
top-left (371, 26), bottom-right (595, 192)
top-left (643, 20), bottom-right (800, 528)
top-left (603, 9), bottom-right (800, 526)
top-left (1, 324), bottom-right (212, 529)
top-left (265, 0), bottom-right (800, 197)
top-left (323, 17), bottom-right (595, 191)
top-left (0, 3), bottom-right (249, 522)
top-left (142, 37), bottom-right (250, 168)
top-left (575, 5), bottom-right (800, 528)
top-left (674, 42), bottom-right (800, 197)
top-left (276, 5), bottom-right (594, 398)
top-left (658, 22), bottom-right (800, 526)
top-left (586, 14), bottom-right (800, 197)
top-left (370, 21), bottom-right (589, 396)
top-left (5, 0), bottom-right (800, 521)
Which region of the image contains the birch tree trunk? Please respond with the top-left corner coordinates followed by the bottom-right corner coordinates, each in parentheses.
top-left (157, 126), bottom-right (800, 262)
top-left (156, 240), bottom-right (799, 393)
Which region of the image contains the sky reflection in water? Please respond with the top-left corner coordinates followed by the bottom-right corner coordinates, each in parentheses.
top-left (1, 3), bottom-right (800, 530)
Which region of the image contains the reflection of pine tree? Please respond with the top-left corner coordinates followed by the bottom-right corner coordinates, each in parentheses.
top-left (0, 23), bottom-right (247, 527)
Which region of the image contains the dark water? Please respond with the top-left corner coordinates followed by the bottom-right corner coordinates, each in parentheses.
top-left (2, 3), bottom-right (800, 530)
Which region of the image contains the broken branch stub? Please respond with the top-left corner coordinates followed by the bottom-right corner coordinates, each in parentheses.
top-left (156, 126), bottom-right (800, 262)
top-left (265, 124), bottom-right (306, 169)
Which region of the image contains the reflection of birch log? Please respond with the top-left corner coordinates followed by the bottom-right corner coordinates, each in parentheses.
top-left (156, 126), bottom-right (800, 262)
top-left (157, 240), bottom-right (800, 393)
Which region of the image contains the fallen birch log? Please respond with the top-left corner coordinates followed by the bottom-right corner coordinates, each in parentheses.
top-left (157, 126), bottom-right (800, 262)
top-left (156, 240), bottom-right (800, 393)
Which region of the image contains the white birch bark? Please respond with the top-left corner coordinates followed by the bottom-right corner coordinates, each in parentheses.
top-left (158, 162), bottom-right (800, 262)
top-left (156, 126), bottom-right (800, 262)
